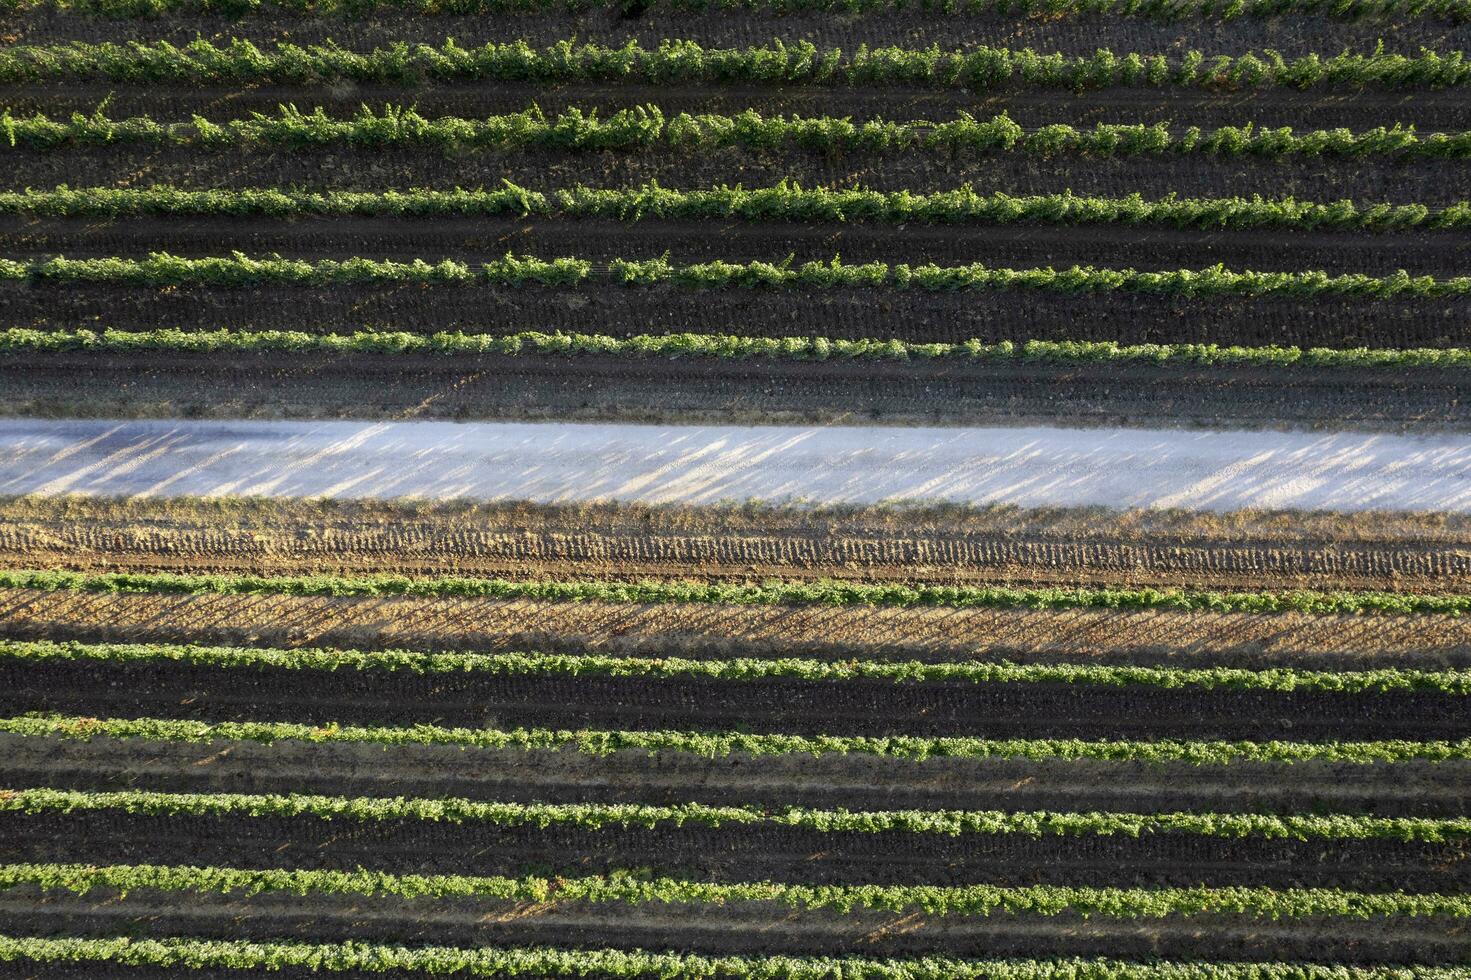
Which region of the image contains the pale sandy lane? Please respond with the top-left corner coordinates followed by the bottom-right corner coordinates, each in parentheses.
top-left (0, 419), bottom-right (1468, 513)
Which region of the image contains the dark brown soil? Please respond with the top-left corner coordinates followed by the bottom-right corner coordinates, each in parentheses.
top-left (6, 7), bottom-right (1470, 55)
top-left (5, 83), bottom-right (1466, 130)
top-left (2, 656), bottom-right (1462, 741)
top-left (2, 216), bottom-right (1464, 277)
top-left (2, 350), bottom-right (1467, 433)
top-left (9, 140), bottom-right (1469, 206)
top-left (8, 281), bottom-right (1470, 349)
top-left (4, 886), bottom-right (1467, 963)
top-left (4, 810), bottom-right (1466, 890)
top-left (7, 734), bottom-right (1467, 816)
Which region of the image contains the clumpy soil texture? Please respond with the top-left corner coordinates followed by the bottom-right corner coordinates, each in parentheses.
top-left (4, 351), bottom-right (1471, 432)
top-left (0, 496), bottom-right (1468, 592)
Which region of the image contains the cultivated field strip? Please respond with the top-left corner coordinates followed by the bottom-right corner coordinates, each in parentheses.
top-left (0, 563), bottom-right (1468, 971)
top-left (5, 720), bottom-right (1471, 814)
top-left (8, 349), bottom-right (1470, 429)
top-left (8, 584), bottom-right (1469, 669)
top-left (5, 255), bottom-right (1471, 349)
top-left (0, 0), bottom-right (1469, 429)
top-left (0, 497), bottom-right (1468, 591)
top-left (1, 1), bottom-right (1469, 973)
top-left (4, 637), bottom-right (1467, 741)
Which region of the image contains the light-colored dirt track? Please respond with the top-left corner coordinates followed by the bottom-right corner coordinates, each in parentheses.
top-left (1, 419), bottom-right (1470, 512)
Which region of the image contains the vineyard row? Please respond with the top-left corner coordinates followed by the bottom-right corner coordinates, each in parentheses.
top-left (10, 638), bottom-right (1470, 693)
top-left (2, 39), bottom-right (1467, 90)
top-left (3, 184), bottom-right (1467, 229)
top-left (6, 787), bottom-right (1468, 839)
top-left (2, 568), bottom-right (1466, 615)
top-left (6, 861), bottom-right (1468, 918)
top-left (0, 935), bottom-right (1458, 980)
top-left (11, 107), bottom-right (1471, 160)
top-left (10, 329), bottom-right (1470, 369)
top-left (10, 713), bottom-right (1467, 763)
top-left (10, 254), bottom-right (1469, 298)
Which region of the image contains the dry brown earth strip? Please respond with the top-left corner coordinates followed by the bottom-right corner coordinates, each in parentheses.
top-left (1, 588), bottom-right (1468, 669)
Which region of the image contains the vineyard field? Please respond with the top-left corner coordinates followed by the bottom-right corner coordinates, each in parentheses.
top-left (1, 0), bottom-right (1469, 976)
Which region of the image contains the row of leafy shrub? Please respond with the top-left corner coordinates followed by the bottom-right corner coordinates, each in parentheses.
top-left (10, 636), bottom-right (1467, 692)
top-left (0, 39), bottom-right (1466, 89)
top-left (6, 329), bottom-right (1469, 369)
top-left (1, 569), bottom-right (1468, 614)
top-left (9, 106), bottom-right (1470, 159)
top-left (11, 712), bottom-right (1466, 763)
top-left (7, 253), bottom-right (1467, 297)
top-left (9, 862), bottom-right (1470, 917)
top-left (1, 935), bottom-right (1456, 980)
top-left (7, 786), bottom-right (1470, 838)
top-left (2, 184), bottom-right (1465, 229)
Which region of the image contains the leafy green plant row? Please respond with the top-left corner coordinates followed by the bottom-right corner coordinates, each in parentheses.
top-left (11, 105), bottom-right (1471, 160)
top-left (0, 39), bottom-right (1467, 90)
top-left (3, 568), bottom-right (1468, 616)
top-left (5, 0), bottom-right (1470, 24)
top-left (7, 861), bottom-right (1470, 919)
top-left (7, 328), bottom-right (1471, 370)
top-left (1, 935), bottom-right (1462, 980)
top-left (5, 184), bottom-right (1464, 230)
top-left (9, 253), bottom-right (1470, 299)
top-left (8, 787), bottom-right (1470, 840)
top-left (7, 637), bottom-right (1470, 694)
top-left (12, 713), bottom-right (1468, 765)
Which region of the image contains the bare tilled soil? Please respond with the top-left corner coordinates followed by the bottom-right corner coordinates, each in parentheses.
top-left (5, 351), bottom-right (1470, 433)
top-left (3, 658), bottom-right (1459, 740)
top-left (5, 8), bottom-right (1469, 54)
top-left (10, 282), bottom-right (1470, 349)
top-left (7, 735), bottom-right (1468, 816)
top-left (4, 588), bottom-right (1469, 669)
top-left (2, 218), bottom-right (1464, 277)
top-left (2, 497), bottom-right (1468, 592)
top-left (4, 811), bottom-right (1466, 890)
top-left (3, 886), bottom-right (1466, 963)
top-left (10, 144), bottom-right (1468, 206)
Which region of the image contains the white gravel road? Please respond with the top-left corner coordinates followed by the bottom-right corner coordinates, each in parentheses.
top-left (0, 419), bottom-right (1467, 513)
